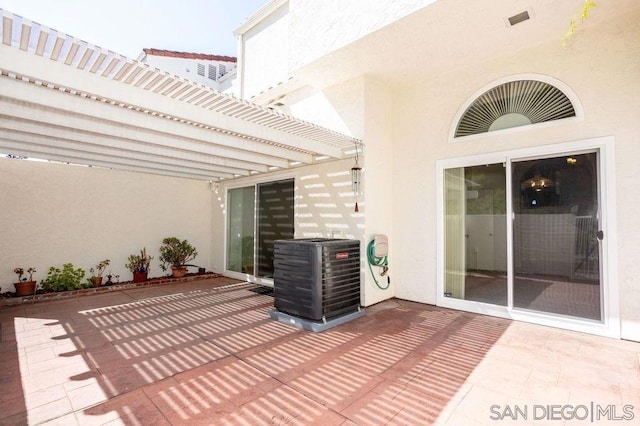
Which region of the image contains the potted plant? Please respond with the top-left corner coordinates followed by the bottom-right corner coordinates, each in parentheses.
top-left (13, 267), bottom-right (37, 296)
top-left (125, 248), bottom-right (153, 283)
top-left (159, 237), bottom-right (198, 278)
top-left (87, 259), bottom-right (110, 287)
top-left (41, 263), bottom-right (87, 292)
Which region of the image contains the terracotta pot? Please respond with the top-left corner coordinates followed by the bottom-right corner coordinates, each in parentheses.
top-left (92, 277), bottom-right (103, 287)
top-left (14, 280), bottom-right (37, 297)
top-left (133, 271), bottom-right (148, 283)
top-left (171, 266), bottom-right (187, 278)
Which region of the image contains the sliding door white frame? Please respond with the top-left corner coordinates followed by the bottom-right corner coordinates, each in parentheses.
top-left (436, 136), bottom-right (619, 338)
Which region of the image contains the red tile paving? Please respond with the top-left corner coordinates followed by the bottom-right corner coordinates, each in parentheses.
top-left (0, 277), bottom-right (638, 425)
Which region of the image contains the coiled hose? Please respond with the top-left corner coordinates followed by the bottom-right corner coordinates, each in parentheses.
top-left (367, 239), bottom-right (390, 290)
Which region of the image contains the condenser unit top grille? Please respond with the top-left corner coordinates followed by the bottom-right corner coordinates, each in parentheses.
top-left (455, 80), bottom-right (576, 137)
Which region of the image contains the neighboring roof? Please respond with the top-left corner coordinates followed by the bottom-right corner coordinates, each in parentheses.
top-left (0, 9), bottom-right (359, 182)
top-left (142, 48), bottom-right (237, 63)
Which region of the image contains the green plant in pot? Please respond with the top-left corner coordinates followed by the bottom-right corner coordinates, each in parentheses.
top-left (126, 248), bottom-right (153, 283)
top-left (87, 259), bottom-right (110, 287)
top-left (41, 263), bottom-right (87, 292)
top-left (159, 237), bottom-right (198, 278)
top-left (13, 267), bottom-right (37, 297)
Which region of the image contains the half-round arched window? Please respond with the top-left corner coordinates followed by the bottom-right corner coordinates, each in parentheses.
top-left (454, 79), bottom-right (576, 138)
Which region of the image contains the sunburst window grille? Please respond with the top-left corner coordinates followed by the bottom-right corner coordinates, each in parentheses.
top-left (455, 80), bottom-right (576, 137)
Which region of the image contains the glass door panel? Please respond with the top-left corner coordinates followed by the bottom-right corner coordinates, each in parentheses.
top-left (444, 163), bottom-right (508, 305)
top-left (226, 186), bottom-right (255, 274)
top-left (511, 153), bottom-right (601, 320)
top-left (256, 179), bottom-right (295, 278)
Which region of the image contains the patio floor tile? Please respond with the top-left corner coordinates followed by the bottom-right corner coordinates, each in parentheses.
top-left (0, 276), bottom-right (638, 424)
top-left (83, 389), bottom-right (169, 426)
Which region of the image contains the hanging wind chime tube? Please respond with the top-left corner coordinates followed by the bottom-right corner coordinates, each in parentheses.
top-left (351, 141), bottom-right (362, 212)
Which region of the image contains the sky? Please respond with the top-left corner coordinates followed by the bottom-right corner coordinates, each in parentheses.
top-left (0, 0), bottom-right (271, 59)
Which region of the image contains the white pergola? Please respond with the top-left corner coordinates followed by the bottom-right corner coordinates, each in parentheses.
top-left (0, 9), bottom-right (360, 181)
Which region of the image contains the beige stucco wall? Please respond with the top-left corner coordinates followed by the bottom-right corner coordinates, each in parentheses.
top-left (389, 14), bottom-right (640, 340)
top-left (0, 159), bottom-right (214, 288)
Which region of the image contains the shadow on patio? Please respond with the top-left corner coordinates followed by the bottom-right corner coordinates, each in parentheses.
top-left (0, 277), bottom-right (638, 425)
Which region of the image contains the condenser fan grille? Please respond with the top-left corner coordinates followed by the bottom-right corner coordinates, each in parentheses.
top-left (455, 80), bottom-right (576, 137)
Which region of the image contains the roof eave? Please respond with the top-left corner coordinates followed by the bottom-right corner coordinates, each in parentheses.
top-left (233, 0), bottom-right (288, 37)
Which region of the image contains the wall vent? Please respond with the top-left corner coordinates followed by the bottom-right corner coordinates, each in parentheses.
top-left (208, 64), bottom-right (217, 80)
top-left (455, 80), bottom-right (576, 137)
top-left (508, 10), bottom-right (530, 26)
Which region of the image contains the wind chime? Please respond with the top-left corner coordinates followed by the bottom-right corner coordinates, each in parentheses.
top-left (351, 141), bottom-right (363, 212)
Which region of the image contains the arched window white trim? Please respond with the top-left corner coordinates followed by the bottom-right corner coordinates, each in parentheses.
top-left (449, 74), bottom-right (584, 142)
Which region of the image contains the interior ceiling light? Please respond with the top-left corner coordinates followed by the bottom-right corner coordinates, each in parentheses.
top-left (521, 174), bottom-right (554, 192)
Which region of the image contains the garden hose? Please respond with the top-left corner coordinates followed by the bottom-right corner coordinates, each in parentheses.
top-left (367, 239), bottom-right (390, 290)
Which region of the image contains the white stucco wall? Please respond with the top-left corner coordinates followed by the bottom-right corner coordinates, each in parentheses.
top-left (360, 77), bottom-right (396, 306)
top-left (241, 2), bottom-right (290, 99)
top-left (212, 158), bottom-right (366, 257)
top-left (0, 159), bottom-right (214, 288)
top-left (141, 55), bottom-right (236, 90)
top-left (233, 0), bottom-right (639, 339)
top-left (294, 159), bottom-right (364, 241)
top-left (240, 0), bottom-right (435, 99)
top-left (271, 77), bottom-right (406, 308)
top-left (287, 0), bottom-right (435, 71)
top-left (218, 69), bottom-right (238, 95)
top-left (389, 14), bottom-right (640, 340)
top-left (284, 78), bottom-right (364, 138)
top-left (211, 159), bottom-right (372, 301)
top-left (219, 75), bottom-right (394, 306)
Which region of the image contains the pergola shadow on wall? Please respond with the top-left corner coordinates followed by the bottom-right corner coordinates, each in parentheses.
top-left (0, 9), bottom-right (362, 286)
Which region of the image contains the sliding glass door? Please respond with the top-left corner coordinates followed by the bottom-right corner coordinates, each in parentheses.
top-left (226, 179), bottom-right (294, 280)
top-left (512, 153), bottom-right (601, 320)
top-left (441, 150), bottom-right (603, 323)
top-left (227, 186), bottom-right (256, 274)
top-left (444, 163), bottom-right (508, 305)
top-left (256, 180), bottom-right (295, 278)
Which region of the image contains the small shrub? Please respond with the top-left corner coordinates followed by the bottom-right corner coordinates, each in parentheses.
top-left (87, 259), bottom-right (110, 286)
top-left (41, 263), bottom-right (87, 292)
top-left (126, 248), bottom-right (153, 273)
top-left (159, 237), bottom-right (198, 271)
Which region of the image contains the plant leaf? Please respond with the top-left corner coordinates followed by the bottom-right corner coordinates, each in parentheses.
top-left (582, 0), bottom-right (596, 21)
